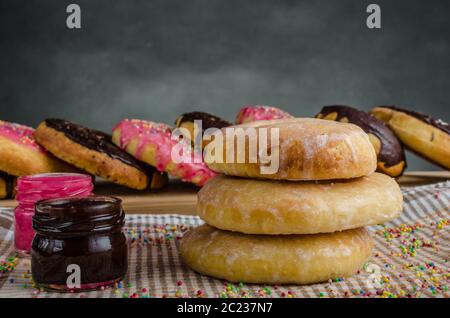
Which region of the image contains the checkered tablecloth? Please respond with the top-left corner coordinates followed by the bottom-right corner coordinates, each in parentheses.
top-left (0, 182), bottom-right (449, 298)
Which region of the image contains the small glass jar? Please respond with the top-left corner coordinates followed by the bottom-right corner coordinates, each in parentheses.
top-left (31, 196), bottom-right (128, 292)
top-left (14, 173), bottom-right (93, 255)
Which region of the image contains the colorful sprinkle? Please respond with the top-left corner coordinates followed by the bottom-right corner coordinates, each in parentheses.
top-left (0, 256), bottom-right (19, 275)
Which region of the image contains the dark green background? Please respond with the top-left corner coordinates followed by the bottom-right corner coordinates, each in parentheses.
top-left (1, 0), bottom-right (449, 170)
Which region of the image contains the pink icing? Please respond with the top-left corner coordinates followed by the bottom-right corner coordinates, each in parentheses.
top-left (235, 105), bottom-right (293, 124)
top-left (14, 173), bottom-right (93, 254)
top-left (0, 120), bottom-right (45, 153)
top-left (113, 119), bottom-right (216, 186)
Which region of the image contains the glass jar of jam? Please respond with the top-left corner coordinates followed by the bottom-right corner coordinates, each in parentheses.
top-left (14, 173), bottom-right (93, 255)
top-left (31, 196), bottom-right (128, 292)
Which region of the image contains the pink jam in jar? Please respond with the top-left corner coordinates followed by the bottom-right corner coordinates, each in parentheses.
top-left (14, 173), bottom-right (93, 255)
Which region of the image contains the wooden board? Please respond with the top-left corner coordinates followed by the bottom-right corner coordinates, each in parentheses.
top-left (1, 171), bottom-right (449, 215)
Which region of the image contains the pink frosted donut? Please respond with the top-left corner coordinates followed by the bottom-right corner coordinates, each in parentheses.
top-left (112, 119), bottom-right (217, 186)
top-left (0, 120), bottom-right (76, 176)
top-left (235, 105), bottom-right (293, 124)
top-left (0, 120), bottom-right (43, 152)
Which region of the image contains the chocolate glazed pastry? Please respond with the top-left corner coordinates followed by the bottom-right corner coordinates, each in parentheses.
top-left (316, 105), bottom-right (406, 177)
top-left (34, 119), bottom-right (167, 190)
top-left (175, 111), bottom-right (231, 149)
top-left (370, 106), bottom-right (450, 170)
top-left (375, 106), bottom-right (450, 134)
top-left (0, 171), bottom-right (16, 199)
top-left (44, 119), bottom-right (143, 169)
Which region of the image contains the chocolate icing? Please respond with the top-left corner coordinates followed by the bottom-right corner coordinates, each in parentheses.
top-left (175, 111), bottom-right (231, 132)
top-left (379, 106), bottom-right (450, 135)
top-left (317, 105), bottom-right (406, 168)
top-left (44, 118), bottom-right (151, 173)
top-left (0, 171), bottom-right (15, 199)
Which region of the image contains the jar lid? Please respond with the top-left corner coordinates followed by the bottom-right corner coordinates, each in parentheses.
top-left (33, 196), bottom-right (124, 236)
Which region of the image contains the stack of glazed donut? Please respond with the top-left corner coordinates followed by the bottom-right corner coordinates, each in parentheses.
top-left (180, 117), bottom-right (404, 284)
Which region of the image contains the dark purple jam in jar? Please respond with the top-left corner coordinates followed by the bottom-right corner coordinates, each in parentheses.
top-left (31, 196), bottom-right (128, 292)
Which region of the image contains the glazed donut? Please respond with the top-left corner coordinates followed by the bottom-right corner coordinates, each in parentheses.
top-left (112, 119), bottom-right (217, 186)
top-left (370, 106), bottom-right (450, 170)
top-left (235, 105), bottom-right (293, 124)
top-left (180, 224), bottom-right (373, 285)
top-left (205, 118), bottom-right (377, 180)
top-left (174, 111), bottom-right (231, 149)
top-left (0, 120), bottom-right (76, 177)
top-left (34, 119), bottom-right (167, 190)
top-left (316, 105), bottom-right (406, 177)
top-left (0, 171), bottom-right (16, 199)
top-left (198, 173), bottom-right (402, 234)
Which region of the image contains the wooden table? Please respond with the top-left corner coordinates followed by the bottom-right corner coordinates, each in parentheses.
top-left (1, 171), bottom-right (449, 215)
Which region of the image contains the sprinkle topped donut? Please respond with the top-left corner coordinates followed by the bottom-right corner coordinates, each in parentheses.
top-left (0, 120), bottom-right (44, 152)
top-left (0, 120), bottom-right (77, 177)
top-left (114, 120), bottom-right (173, 169)
top-left (112, 119), bottom-right (217, 186)
top-left (235, 105), bottom-right (293, 124)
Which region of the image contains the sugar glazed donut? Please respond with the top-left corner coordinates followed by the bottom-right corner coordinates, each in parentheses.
top-left (112, 119), bottom-right (217, 186)
top-left (0, 120), bottom-right (76, 177)
top-left (180, 224), bottom-right (373, 285)
top-left (370, 106), bottom-right (450, 170)
top-left (205, 118), bottom-right (377, 180)
top-left (198, 173), bottom-right (403, 234)
top-left (235, 105), bottom-right (293, 124)
top-left (34, 119), bottom-right (167, 190)
top-left (316, 105), bottom-right (406, 177)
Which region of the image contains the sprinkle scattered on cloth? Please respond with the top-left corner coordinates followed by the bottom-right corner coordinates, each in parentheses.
top-left (0, 181), bottom-right (449, 298)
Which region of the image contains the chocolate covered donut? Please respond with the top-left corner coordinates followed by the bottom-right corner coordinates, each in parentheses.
top-left (316, 105), bottom-right (406, 177)
top-left (34, 119), bottom-right (168, 190)
top-left (370, 106), bottom-right (450, 170)
top-left (175, 111), bottom-right (231, 149)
